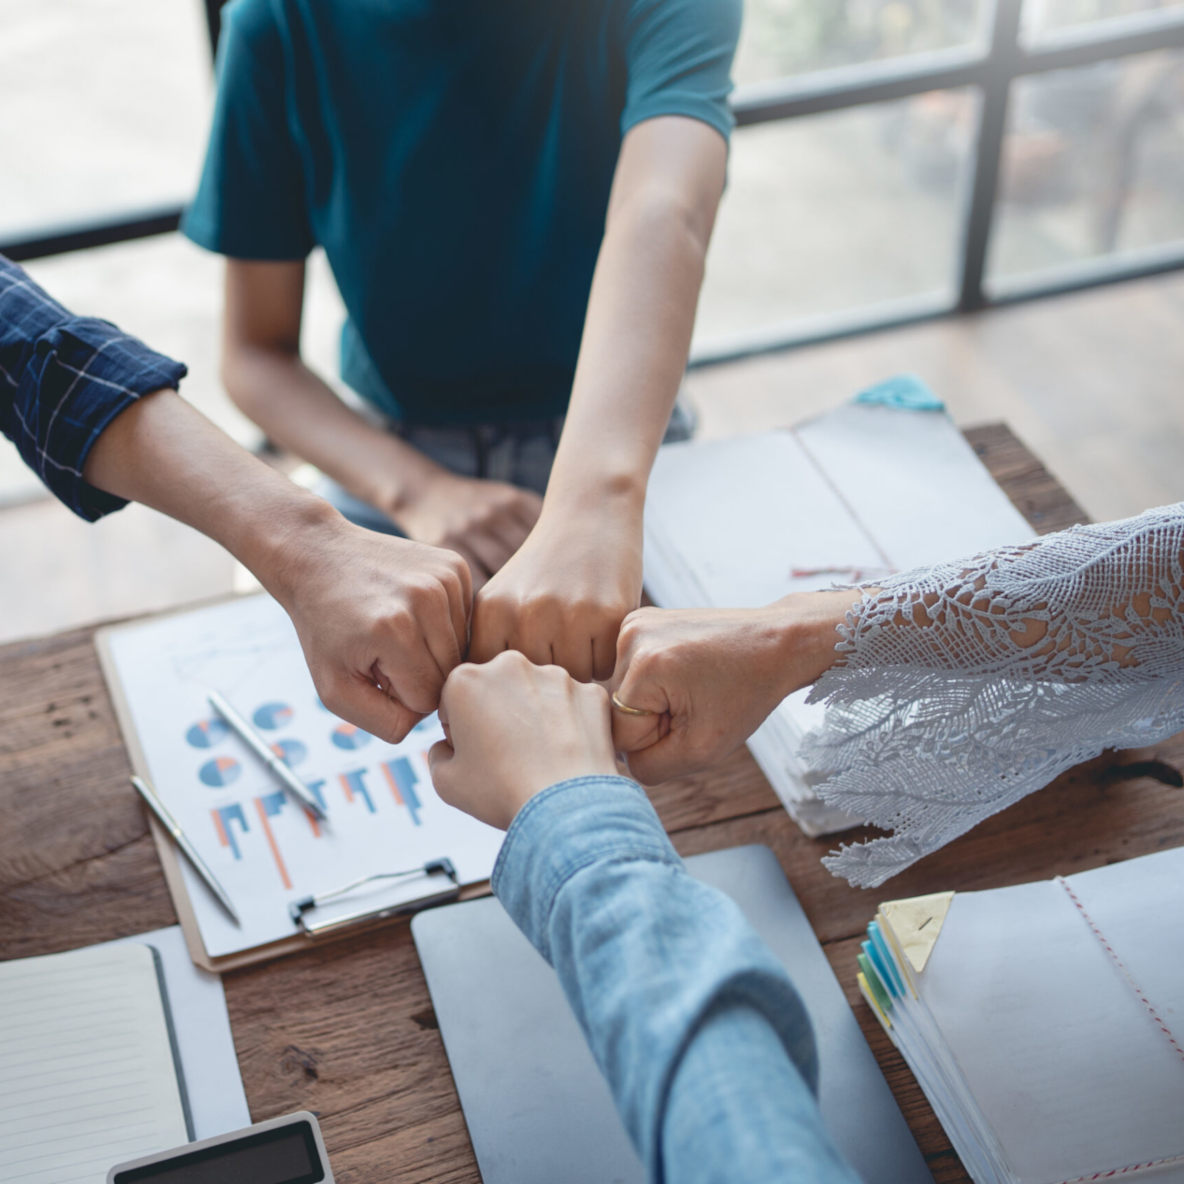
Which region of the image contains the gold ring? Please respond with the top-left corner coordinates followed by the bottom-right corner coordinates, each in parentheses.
top-left (611, 692), bottom-right (653, 717)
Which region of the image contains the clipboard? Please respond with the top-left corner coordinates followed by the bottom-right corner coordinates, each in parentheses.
top-left (95, 593), bottom-right (495, 974)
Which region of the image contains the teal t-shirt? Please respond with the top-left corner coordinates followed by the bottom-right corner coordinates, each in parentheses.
top-left (183, 0), bottom-right (739, 426)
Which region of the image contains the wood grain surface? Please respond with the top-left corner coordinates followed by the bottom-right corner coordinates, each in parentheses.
top-left (2, 423), bottom-right (1180, 1184)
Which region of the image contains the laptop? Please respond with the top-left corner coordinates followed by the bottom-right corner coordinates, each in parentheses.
top-left (412, 843), bottom-right (931, 1183)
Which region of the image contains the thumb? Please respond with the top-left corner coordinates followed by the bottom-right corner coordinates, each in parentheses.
top-left (610, 662), bottom-right (670, 755)
top-left (338, 676), bottom-right (424, 745)
top-left (427, 737), bottom-right (457, 803)
top-left (623, 733), bottom-right (685, 786)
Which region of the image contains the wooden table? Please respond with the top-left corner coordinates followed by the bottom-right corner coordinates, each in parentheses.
top-left (3, 424), bottom-right (1182, 1184)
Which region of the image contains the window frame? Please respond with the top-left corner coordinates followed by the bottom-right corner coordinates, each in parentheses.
top-left (3, 0), bottom-right (1183, 365)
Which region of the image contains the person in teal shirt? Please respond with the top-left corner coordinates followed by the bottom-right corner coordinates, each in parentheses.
top-left (184, 0), bottom-right (740, 685)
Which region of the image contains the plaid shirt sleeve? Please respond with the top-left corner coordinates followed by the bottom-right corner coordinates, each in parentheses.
top-left (0, 253), bottom-right (188, 521)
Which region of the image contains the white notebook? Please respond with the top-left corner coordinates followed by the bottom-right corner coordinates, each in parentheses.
top-left (0, 943), bottom-right (192, 1184)
top-left (858, 846), bottom-right (1184, 1184)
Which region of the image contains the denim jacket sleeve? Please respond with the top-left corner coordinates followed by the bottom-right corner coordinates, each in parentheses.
top-left (492, 776), bottom-right (860, 1184)
top-left (0, 254), bottom-right (187, 521)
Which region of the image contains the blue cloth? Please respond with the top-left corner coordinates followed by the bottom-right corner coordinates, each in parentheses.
top-left (852, 373), bottom-right (944, 412)
top-left (492, 776), bottom-right (861, 1184)
top-left (182, 0), bottom-right (739, 427)
top-left (0, 255), bottom-right (187, 521)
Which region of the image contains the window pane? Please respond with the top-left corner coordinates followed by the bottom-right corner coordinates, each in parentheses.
top-left (733, 0), bottom-right (991, 87)
top-left (0, 0), bottom-right (212, 242)
top-left (986, 49), bottom-right (1184, 293)
top-left (1021, 0), bottom-right (1184, 45)
top-left (693, 90), bottom-right (979, 353)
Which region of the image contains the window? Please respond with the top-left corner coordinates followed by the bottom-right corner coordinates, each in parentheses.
top-left (693, 0), bottom-right (1184, 360)
top-left (3, 0), bottom-right (1183, 363)
top-left (988, 46), bottom-right (1184, 293)
top-left (0, 0), bottom-right (212, 247)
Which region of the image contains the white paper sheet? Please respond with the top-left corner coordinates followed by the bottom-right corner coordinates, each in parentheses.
top-left (0, 944), bottom-right (191, 1184)
top-left (103, 594), bottom-right (505, 958)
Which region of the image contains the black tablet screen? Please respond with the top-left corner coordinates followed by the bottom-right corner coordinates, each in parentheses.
top-left (112, 1121), bottom-right (324, 1184)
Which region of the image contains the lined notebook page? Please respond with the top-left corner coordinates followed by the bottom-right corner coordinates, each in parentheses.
top-left (0, 944), bottom-right (190, 1184)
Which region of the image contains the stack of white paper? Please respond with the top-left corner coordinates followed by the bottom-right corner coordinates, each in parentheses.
top-left (642, 398), bottom-right (1037, 835)
top-left (857, 847), bottom-right (1184, 1184)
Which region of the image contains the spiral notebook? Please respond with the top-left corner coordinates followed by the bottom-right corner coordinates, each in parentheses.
top-left (856, 846), bottom-right (1184, 1184)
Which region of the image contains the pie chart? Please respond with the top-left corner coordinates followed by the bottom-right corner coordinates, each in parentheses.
top-left (270, 738), bottom-right (308, 767)
top-left (186, 718), bottom-right (230, 748)
top-left (331, 723), bottom-right (372, 751)
top-left (253, 701), bottom-right (294, 731)
top-left (199, 756), bottom-right (241, 788)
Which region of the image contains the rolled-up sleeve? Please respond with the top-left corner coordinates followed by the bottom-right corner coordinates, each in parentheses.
top-left (0, 255), bottom-right (187, 521)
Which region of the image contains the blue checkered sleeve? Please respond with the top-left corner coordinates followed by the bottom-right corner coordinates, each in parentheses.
top-left (0, 253), bottom-right (188, 521)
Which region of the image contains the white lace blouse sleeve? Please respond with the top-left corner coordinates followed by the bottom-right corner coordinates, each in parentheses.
top-left (800, 503), bottom-right (1184, 889)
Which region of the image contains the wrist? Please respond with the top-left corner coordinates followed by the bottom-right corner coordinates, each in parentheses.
top-left (543, 464), bottom-right (647, 522)
top-left (539, 475), bottom-right (645, 537)
top-left (239, 490), bottom-right (351, 610)
top-left (342, 435), bottom-right (453, 522)
top-left (770, 589), bottom-right (864, 694)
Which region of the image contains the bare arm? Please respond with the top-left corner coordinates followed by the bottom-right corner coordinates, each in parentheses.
top-left (221, 260), bottom-right (540, 587)
top-left (83, 389), bottom-right (471, 742)
top-left (470, 116), bottom-right (728, 679)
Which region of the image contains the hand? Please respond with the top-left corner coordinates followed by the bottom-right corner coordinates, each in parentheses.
top-left (609, 592), bottom-right (858, 785)
top-left (388, 468), bottom-right (543, 591)
top-left (468, 505), bottom-right (643, 681)
top-left (429, 651), bottom-right (619, 830)
top-left (271, 512), bottom-right (472, 744)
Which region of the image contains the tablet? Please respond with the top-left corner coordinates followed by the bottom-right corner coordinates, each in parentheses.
top-left (107, 1111), bottom-right (332, 1184)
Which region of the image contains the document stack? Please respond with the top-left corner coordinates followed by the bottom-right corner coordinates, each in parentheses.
top-left (856, 846), bottom-right (1184, 1184)
top-left (642, 384), bottom-right (1034, 835)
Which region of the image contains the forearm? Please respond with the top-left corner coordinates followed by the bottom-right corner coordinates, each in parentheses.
top-left (545, 118), bottom-right (725, 520)
top-left (222, 343), bottom-right (446, 515)
top-left (548, 199), bottom-right (704, 515)
top-left (493, 777), bottom-right (850, 1182)
top-left (664, 1006), bottom-right (860, 1184)
top-left (82, 389), bottom-right (344, 607)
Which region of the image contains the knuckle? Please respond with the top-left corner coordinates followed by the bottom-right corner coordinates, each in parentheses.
top-left (493, 649), bottom-right (530, 675)
top-left (405, 580), bottom-right (433, 609)
top-left (451, 662), bottom-right (483, 690)
top-left (385, 606), bottom-right (417, 638)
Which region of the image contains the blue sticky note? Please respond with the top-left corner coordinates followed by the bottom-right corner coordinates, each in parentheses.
top-left (852, 373), bottom-right (944, 411)
top-left (867, 922), bottom-right (905, 999)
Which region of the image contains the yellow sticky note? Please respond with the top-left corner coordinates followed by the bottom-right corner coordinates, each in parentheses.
top-left (880, 890), bottom-right (955, 975)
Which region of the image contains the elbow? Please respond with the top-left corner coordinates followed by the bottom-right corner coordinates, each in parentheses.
top-left (219, 345), bottom-right (256, 419)
top-left (219, 336), bottom-right (287, 422)
top-left (611, 184), bottom-right (716, 262)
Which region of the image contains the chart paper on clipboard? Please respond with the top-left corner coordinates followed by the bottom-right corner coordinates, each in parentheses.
top-left (97, 593), bottom-right (504, 970)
